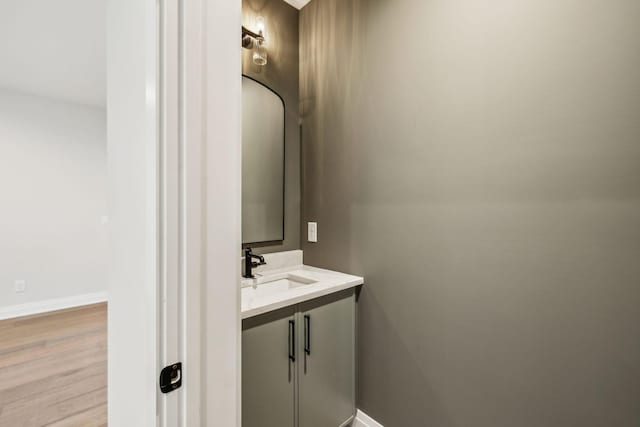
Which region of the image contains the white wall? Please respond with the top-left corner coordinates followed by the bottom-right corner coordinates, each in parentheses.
top-left (0, 0), bottom-right (106, 107)
top-left (0, 88), bottom-right (107, 309)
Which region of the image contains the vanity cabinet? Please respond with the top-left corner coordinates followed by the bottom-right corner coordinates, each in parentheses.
top-left (242, 306), bottom-right (297, 427)
top-left (298, 290), bottom-right (356, 427)
top-left (242, 288), bottom-right (356, 427)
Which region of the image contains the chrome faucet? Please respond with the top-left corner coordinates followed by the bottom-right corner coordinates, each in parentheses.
top-left (243, 247), bottom-right (266, 279)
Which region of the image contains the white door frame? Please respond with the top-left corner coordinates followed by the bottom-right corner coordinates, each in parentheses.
top-left (108, 0), bottom-right (241, 425)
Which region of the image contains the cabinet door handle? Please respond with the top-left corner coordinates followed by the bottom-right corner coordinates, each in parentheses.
top-left (288, 320), bottom-right (296, 362)
top-left (304, 315), bottom-right (311, 355)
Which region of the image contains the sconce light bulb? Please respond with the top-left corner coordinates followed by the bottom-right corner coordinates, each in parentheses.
top-left (253, 39), bottom-right (268, 66)
top-left (256, 16), bottom-right (265, 33)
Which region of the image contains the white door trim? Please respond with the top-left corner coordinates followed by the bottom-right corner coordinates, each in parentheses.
top-left (108, 0), bottom-right (241, 425)
top-left (107, 0), bottom-right (159, 425)
top-left (158, 0), bottom-right (242, 425)
top-left (158, 0), bottom-right (182, 424)
top-left (354, 410), bottom-right (385, 427)
top-left (201, 0), bottom-right (243, 425)
top-left (181, 0), bottom-right (205, 425)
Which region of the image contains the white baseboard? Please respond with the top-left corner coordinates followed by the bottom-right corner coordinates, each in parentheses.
top-left (354, 409), bottom-right (384, 427)
top-left (0, 292), bottom-right (108, 320)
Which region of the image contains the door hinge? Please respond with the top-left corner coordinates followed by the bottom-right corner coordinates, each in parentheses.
top-left (159, 362), bottom-right (182, 394)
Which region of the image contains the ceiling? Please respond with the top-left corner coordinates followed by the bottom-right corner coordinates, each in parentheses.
top-left (0, 0), bottom-right (106, 108)
top-left (283, 0), bottom-right (312, 9)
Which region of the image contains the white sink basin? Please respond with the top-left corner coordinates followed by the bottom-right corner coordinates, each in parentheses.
top-left (242, 273), bottom-right (318, 299)
top-left (240, 260), bottom-right (364, 319)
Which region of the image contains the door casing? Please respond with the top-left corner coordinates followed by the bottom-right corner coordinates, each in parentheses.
top-left (107, 0), bottom-right (242, 425)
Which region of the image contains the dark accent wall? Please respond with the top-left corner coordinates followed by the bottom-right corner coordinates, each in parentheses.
top-left (243, 0), bottom-right (300, 253)
top-left (300, 1), bottom-right (640, 426)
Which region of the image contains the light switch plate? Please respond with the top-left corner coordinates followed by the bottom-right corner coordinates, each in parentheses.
top-left (307, 222), bottom-right (318, 243)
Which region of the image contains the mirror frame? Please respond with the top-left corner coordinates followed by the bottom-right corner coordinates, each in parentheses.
top-left (241, 74), bottom-right (286, 248)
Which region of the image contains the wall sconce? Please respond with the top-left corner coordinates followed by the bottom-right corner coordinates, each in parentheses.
top-left (242, 16), bottom-right (267, 66)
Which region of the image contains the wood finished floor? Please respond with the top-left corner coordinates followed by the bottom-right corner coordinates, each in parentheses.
top-left (0, 303), bottom-right (107, 427)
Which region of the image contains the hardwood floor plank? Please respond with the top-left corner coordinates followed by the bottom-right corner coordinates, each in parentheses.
top-left (0, 307), bottom-right (106, 356)
top-left (44, 404), bottom-right (107, 427)
top-left (0, 331), bottom-right (105, 370)
top-left (0, 344), bottom-right (106, 392)
top-left (0, 362), bottom-right (105, 408)
top-left (0, 304), bottom-right (108, 427)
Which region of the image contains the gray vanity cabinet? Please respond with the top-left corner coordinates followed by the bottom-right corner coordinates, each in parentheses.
top-left (242, 288), bottom-right (356, 427)
top-left (242, 306), bottom-right (297, 427)
top-left (298, 289), bottom-right (356, 427)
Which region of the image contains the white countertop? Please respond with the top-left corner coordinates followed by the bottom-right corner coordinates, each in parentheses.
top-left (241, 262), bottom-right (363, 319)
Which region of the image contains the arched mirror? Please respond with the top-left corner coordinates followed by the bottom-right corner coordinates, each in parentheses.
top-left (242, 75), bottom-right (285, 244)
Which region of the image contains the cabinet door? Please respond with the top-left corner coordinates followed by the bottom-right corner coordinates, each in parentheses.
top-left (298, 289), bottom-right (356, 427)
top-left (242, 306), bottom-right (297, 427)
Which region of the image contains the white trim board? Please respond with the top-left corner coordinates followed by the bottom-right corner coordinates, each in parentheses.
top-left (354, 410), bottom-right (384, 427)
top-left (0, 292), bottom-right (108, 320)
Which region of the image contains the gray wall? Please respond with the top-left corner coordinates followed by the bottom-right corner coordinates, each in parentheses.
top-left (300, 1), bottom-right (640, 426)
top-left (243, 0), bottom-right (300, 253)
